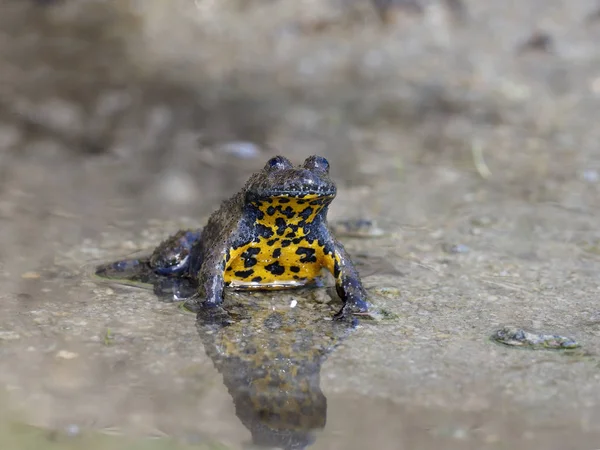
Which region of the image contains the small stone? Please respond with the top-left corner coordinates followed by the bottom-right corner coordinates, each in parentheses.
top-left (120, 240), bottom-right (138, 250)
top-left (0, 331), bottom-right (20, 340)
top-left (442, 243), bottom-right (470, 254)
top-left (218, 141), bottom-right (262, 160)
top-left (517, 31), bottom-right (554, 54)
top-left (158, 171), bottom-right (197, 205)
top-left (582, 169), bottom-right (599, 183)
top-left (56, 350), bottom-right (79, 360)
top-left (21, 271), bottom-right (41, 279)
top-left (491, 326), bottom-right (580, 350)
top-left (372, 287), bottom-right (401, 299)
top-left (65, 424), bottom-right (80, 437)
top-left (330, 219), bottom-right (386, 238)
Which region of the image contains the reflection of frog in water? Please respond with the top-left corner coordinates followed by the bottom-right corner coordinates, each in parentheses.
top-left (96, 155), bottom-right (370, 320)
top-left (196, 293), bottom-right (355, 450)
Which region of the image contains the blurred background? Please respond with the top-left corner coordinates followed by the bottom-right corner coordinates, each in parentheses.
top-left (2, 0), bottom-right (600, 449)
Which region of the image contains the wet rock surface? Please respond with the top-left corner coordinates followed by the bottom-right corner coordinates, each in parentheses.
top-left (2, 0), bottom-right (600, 449)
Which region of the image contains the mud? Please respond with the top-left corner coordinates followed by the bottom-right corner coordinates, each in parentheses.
top-left (1, 0), bottom-right (600, 449)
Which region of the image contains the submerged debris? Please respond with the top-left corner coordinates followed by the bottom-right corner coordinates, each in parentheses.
top-left (442, 243), bottom-right (470, 254)
top-left (491, 326), bottom-right (580, 350)
top-left (517, 31), bottom-right (554, 54)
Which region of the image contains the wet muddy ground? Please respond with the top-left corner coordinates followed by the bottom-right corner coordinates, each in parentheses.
top-left (2, 0), bottom-right (600, 449)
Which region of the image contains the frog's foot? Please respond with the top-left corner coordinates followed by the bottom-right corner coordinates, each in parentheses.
top-left (333, 297), bottom-right (371, 321)
top-left (194, 302), bottom-right (233, 327)
top-left (150, 230), bottom-right (202, 276)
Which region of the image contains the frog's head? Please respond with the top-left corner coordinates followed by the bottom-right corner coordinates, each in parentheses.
top-left (244, 155), bottom-right (336, 224)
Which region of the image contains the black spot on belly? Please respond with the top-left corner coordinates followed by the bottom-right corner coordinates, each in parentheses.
top-left (226, 267), bottom-right (233, 271)
top-left (280, 206), bottom-right (295, 219)
top-left (296, 247), bottom-right (317, 263)
top-left (275, 218), bottom-right (287, 236)
top-left (241, 249), bottom-right (259, 268)
top-left (292, 237), bottom-right (303, 245)
top-left (280, 239), bottom-right (291, 247)
top-left (251, 276), bottom-right (262, 282)
top-left (297, 199), bottom-right (305, 205)
top-left (278, 198), bottom-right (290, 203)
top-left (285, 231), bottom-right (296, 238)
top-left (244, 258), bottom-right (257, 269)
top-left (333, 261), bottom-right (340, 278)
top-left (265, 262), bottom-right (285, 275)
top-left (234, 269), bottom-right (254, 279)
top-left (272, 248), bottom-right (281, 258)
top-left (299, 207), bottom-right (313, 221)
top-left (255, 223), bottom-right (274, 239)
top-left (267, 238), bottom-right (278, 246)
top-left (290, 266), bottom-right (300, 273)
top-left (243, 248), bottom-right (261, 257)
top-left (266, 205), bottom-right (276, 216)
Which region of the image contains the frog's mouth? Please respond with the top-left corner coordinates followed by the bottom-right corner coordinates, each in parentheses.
top-left (245, 167), bottom-right (337, 202)
top-left (246, 188), bottom-right (336, 203)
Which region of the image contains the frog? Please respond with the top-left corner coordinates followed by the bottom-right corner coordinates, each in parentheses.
top-left (96, 155), bottom-right (371, 320)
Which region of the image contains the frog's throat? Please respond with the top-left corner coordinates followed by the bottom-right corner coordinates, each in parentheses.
top-left (225, 193), bottom-right (339, 288)
top-left (249, 194), bottom-right (334, 228)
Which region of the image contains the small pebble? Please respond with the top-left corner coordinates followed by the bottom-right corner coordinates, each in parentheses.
top-left (218, 141), bottom-right (262, 160)
top-left (158, 171), bottom-right (197, 205)
top-left (21, 271), bottom-right (41, 279)
top-left (442, 243), bottom-right (470, 254)
top-left (65, 424), bottom-right (80, 437)
top-left (0, 331), bottom-right (20, 340)
top-left (491, 326), bottom-right (580, 350)
top-left (582, 169), bottom-right (599, 183)
top-left (517, 31), bottom-right (554, 54)
top-left (56, 350), bottom-right (79, 360)
top-left (330, 219), bottom-right (385, 238)
top-left (372, 286), bottom-right (401, 299)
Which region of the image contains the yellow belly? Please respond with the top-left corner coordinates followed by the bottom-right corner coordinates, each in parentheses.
top-left (224, 240), bottom-right (334, 290)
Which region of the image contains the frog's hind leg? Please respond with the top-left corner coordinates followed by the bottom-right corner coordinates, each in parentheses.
top-left (150, 229), bottom-right (202, 276)
top-left (95, 257), bottom-right (156, 284)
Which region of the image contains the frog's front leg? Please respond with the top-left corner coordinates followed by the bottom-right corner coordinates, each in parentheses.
top-left (184, 246), bottom-right (232, 325)
top-left (321, 232), bottom-right (371, 320)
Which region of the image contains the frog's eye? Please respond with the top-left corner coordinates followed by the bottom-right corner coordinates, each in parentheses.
top-left (303, 155), bottom-right (329, 173)
top-left (265, 155), bottom-right (292, 171)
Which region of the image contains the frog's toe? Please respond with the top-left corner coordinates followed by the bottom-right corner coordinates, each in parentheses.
top-left (333, 298), bottom-right (370, 321)
top-left (182, 297), bottom-right (203, 313)
top-left (95, 259), bottom-right (145, 279)
top-left (196, 304), bottom-right (233, 327)
top-left (153, 260), bottom-right (189, 276)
